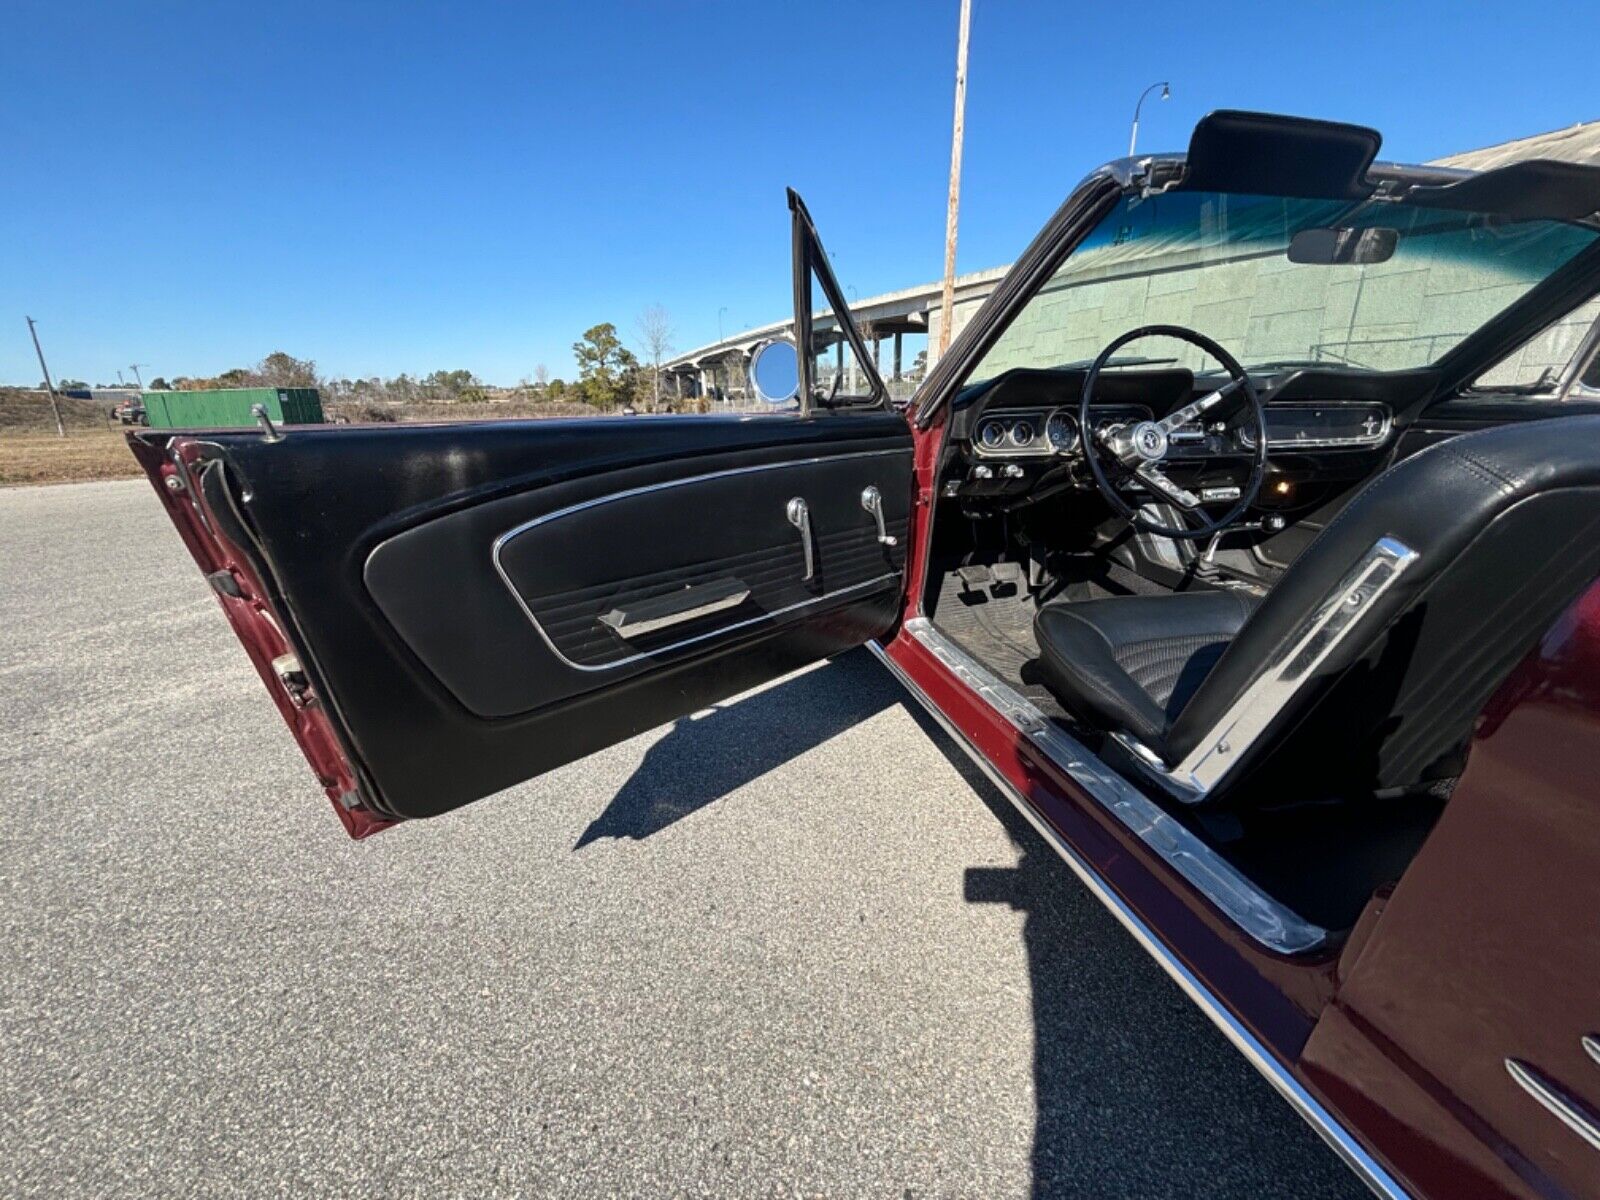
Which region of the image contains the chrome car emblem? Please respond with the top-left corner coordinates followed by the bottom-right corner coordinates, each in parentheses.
top-left (1132, 421), bottom-right (1168, 461)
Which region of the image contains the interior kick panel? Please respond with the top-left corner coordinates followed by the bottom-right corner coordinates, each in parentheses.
top-left (366, 448), bottom-right (910, 716)
top-left (189, 413), bottom-right (912, 820)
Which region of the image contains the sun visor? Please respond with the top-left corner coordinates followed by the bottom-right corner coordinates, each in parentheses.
top-left (1178, 110), bottom-right (1381, 200)
top-left (1404, 160), bottom-right (1600, 223)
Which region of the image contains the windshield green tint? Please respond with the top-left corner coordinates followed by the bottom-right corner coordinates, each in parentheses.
top-left (968, 191), bottom-right (1599, 385)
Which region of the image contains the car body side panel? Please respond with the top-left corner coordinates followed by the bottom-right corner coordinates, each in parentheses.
top-left (1303, 580), bottom-right (1600, 1200)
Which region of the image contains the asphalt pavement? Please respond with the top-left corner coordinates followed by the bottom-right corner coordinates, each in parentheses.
top-left (0, 478), bottom-right (1366, 1198)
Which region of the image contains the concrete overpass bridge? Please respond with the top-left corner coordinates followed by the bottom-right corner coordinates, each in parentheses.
top-left (662, 266), bottom-right (1008, 406)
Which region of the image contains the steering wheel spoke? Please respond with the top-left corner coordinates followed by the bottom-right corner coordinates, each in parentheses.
top-left (1134, 462), bottom-right (1201, 510)
top-left (1156, 375), bottom-right (1246, 435)
top-left (1079, 323), bottom-right (1268, 541)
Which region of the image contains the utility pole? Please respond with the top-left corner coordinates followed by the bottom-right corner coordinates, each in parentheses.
top-left (128, 363), bottom-right (147, 389)
top-left (937, 0), bottom-right (972, 361)
top-left (25, 317), bottom-right (66, 438)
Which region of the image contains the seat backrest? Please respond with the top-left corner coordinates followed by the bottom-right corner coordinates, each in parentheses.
top-left (1165, 415), bottom-right (1600, 804)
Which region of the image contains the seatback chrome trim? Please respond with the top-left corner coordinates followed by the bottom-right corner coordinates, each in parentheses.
top-left (867, 633), bottom-right (1408, 1200)
top-left (901, 616), bottom-right (1327, 956)
top-left (1130, 535), bottom-right (1420, 801)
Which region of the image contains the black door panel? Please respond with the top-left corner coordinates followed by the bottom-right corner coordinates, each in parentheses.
top-left (365, 445), bottom-right (909, 716)
top-left (182, 412), bottom-right (912, 820)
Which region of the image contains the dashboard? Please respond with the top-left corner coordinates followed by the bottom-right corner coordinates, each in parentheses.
top-left (945, 365), bottom-right (1397, 508)
top-left (969, 401), bottom-right (1392, 461)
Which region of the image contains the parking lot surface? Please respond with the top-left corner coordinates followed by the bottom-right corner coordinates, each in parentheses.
top-left (1, 479), bottom-right (1365, 1198)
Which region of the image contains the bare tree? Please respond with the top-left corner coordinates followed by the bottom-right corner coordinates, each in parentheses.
top-left (635, 304), bottom-right (674, 413)
top-left (533, 362), bottom-right (550, 389)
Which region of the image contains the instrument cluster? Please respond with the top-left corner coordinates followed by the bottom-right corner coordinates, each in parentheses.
top-left (972, 407), bottom-right (1082, 458)
top-left (970, 405), bottom-right (1152, 460)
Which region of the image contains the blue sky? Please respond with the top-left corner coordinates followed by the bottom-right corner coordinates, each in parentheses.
top-left (4, 0), bottom-right (1596, 386)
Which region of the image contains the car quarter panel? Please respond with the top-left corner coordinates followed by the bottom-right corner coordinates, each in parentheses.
top-left (1303, 580), bottom-right (1600, 1200)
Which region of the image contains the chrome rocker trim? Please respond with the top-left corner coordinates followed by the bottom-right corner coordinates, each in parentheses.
top-left (1118, 536), bottom-right (1420, 802)
top-left (895, 617), bottom-right (1327, 956)
top-left (489, 448), bottom-right (909, 673)
top-left (867, 631), bottom-right (1409, 1200)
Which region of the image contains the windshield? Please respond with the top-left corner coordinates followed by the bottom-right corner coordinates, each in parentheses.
top-left (967, 190), bottom-right (1599, 387)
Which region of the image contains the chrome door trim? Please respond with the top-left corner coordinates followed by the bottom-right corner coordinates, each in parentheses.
top-left (1126, 536), bottom-right (1419, 802)
top-left (867, 635), bottom-right (1410, 1200)
top-left (490, 448), bottom-right (910, 673)
top-left (898, 618), bottom-right (1327, 955)
top-left (1506, 1058), bottom-right (1600, 1153)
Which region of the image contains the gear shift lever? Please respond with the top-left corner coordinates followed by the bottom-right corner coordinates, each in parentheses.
top-left (1202, 513), bottom-right (1285, 565)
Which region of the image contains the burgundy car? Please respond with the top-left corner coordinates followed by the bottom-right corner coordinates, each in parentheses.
top-left (130, 112), bottom-right (1600, 1199)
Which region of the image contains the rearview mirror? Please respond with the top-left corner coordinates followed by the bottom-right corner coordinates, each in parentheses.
top-left (1287, 226), bottom-right (1399, 266)
top-left (749, 339), bottom-right (800, 404)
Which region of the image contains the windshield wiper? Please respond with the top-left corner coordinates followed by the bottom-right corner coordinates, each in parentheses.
top-left (1232, 357), bottom-right (1373, 373)
top-left (1053, 355), bottom-right (1180, 370)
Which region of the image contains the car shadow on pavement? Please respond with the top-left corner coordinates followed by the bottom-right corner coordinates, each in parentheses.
top-left (574, 649), bottom-right (897, 849)
top-left (895, 701), bottom-right (1366, 1200)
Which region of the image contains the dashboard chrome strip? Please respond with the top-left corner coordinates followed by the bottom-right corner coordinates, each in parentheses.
top-left (867, 634), bottom-right (1408, 1200)
top-left (898, 617), bottom-right (1327, 955)
top-left (490, 448), bottom-right (908, 673)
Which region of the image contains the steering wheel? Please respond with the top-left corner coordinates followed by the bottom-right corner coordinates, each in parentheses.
top-left (1079, 324), bottom-right (1268, 541)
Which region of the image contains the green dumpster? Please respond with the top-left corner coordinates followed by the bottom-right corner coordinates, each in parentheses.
top-left (140, 387), bottom-right (324, 429)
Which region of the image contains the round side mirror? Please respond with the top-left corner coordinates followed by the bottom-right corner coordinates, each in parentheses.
top-left (749, 339), bottom-right (800, 404)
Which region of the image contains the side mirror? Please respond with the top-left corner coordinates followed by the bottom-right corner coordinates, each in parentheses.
top-left (1288, 226), bottom-right (1399, 266)
top-left (749, 339), bottom-right (800, 404)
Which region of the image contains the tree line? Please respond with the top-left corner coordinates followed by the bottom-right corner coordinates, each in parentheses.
top-left (120, 305), bottom-right (685, 412)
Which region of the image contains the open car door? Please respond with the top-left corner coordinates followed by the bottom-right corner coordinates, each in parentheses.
top-left (128, 193), bottom-right (911, 837)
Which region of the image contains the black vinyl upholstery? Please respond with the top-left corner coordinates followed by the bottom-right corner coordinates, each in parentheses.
top-left (1034, 592), bottom-right (1257, 745)
top-left (1034, 416), bottom-right (1600, 804)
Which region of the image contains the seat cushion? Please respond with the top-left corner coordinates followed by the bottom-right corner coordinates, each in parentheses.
top-left (1033, 590), bottom-right (1258, 747)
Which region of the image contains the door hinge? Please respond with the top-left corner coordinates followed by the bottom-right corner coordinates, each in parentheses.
top-left (271, 653), bottom-right (314, 708)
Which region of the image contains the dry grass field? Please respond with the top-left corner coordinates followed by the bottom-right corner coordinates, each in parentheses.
top-left (0, 429), bottom-right (142, 487)
top-left (0, 390), bottom-right (142, 487)
top-left (0, 387), bottom-right (712, 487)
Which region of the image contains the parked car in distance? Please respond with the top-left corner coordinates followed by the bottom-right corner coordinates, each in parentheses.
top-left (109, 396), bottom-right (146, 425)
top-left (127, 112), bottom-right (1600, 1200)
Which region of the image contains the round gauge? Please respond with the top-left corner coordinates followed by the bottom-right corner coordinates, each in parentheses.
top-left (1045, 410), bottom-right (1079, 454)
top-left (1010, 420), bottom-right (1035, 448)
top-left (978, 421), bottom-right (1006, 450)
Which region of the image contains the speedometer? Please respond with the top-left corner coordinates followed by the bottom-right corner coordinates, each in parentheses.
top-left (1045, 410), bottom-right (1079, 454)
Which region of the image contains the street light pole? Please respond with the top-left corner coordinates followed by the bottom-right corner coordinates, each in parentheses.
top-left (1129, 81), bottom-right (1170, 157)
top-left (937, 0), bottom-right (973, 361)
top-left (129, 363), bottom-right (146, 389)
top-left (25, 317), bottom-right (66, 438)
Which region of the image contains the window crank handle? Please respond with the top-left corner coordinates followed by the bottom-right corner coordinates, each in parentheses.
top-left (860, 486), bottom-right (897, 546)
top-left (786, 497), bottom-right (815, 581)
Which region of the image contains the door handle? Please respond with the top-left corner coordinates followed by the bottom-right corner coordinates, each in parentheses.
top-left (786, 497), bottom-right (815, 581)
top-left (860, 486), bottom-right (897, 546)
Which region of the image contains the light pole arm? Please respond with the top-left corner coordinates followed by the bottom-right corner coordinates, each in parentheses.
top-left (1129, 81), bottom-right (1170, 157)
